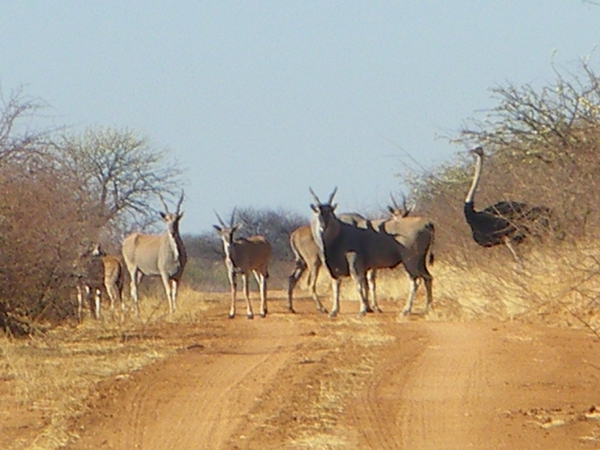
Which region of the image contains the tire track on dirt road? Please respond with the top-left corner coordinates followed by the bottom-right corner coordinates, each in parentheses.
top-left (350, 319), bottom-right (600, 450)
top-left (350, 321), bottom-right (500, 450)
top-left (395, 322), bottom-right (495, 450)
top-left (347, 319), bottom-right (429, 450)
top-left (66, 306), bottom-right (600, 450)
top-left (69, 317), bottom-right (303, 450)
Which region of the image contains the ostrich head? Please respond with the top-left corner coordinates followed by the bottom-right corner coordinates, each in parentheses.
top-left (469, 146), bottom-right (484, 157)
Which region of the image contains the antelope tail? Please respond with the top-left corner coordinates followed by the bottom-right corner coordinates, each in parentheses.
top-left (426, 222), bottom-right (435, 266)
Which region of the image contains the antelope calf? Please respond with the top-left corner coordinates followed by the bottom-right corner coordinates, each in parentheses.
top-left (74, 243), bottom-right (125, 321)
top-left (214, 211), bottom-right (271, 319)
top-left (121, 192), bottom-right (187, 316)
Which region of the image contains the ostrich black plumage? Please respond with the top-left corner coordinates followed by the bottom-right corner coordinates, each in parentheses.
top-left (463, 146), bottom-right (552, 263)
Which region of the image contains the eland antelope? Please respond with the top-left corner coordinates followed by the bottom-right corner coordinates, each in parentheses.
top-left (309, 188), bottom-right (434, 318)
top-left (376, 195), bottom-right (435, 316)
top-left (73, 243), bottom-right (125, 321)
top-left (287, 195), bottom-right (427, 315)
top-left (214, 211), bottom-right (271, 319)
top-left (287, 212), bottom-right (372, 314)
top-left (121, 192), bottom-right (187, 316)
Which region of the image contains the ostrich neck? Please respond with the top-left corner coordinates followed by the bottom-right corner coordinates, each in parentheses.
top-left (465, 154), bottom-right (483, 204)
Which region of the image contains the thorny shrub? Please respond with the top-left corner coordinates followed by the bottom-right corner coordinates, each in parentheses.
top-left (401, 59), bottom-right (600, 326)
top-left (0, 157), bottom-right (97, 335)
top-left (406, 60), bottom-right (600, 256)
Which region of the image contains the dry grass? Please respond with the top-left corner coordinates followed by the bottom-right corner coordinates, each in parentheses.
top-left (0, 285), bottom-right (215, 450)
top-left (2, 336), bottom-right (170, 449)
top-left (304, 241), bottom-right (600, 330)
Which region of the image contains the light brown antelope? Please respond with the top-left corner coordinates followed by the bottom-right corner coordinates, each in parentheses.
top-left (121, 192), bottom-right (187, 316)
top-left (310, 188), bottom-right (435, 318)
top-left (73, 243), bottom-right (125, 321)
top-left (286, 212), bottom-right (370, 314)
top-left (214, 211), bottom-right (271, 319)
top-left (375, 194), bottom-right (435, 315)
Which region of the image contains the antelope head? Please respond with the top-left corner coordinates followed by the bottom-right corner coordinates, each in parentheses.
top-left (213, 209), bottom-right (241, 247)
top-left (91, 243), bottom-right (106, 257)
top-left (158, 190), bottom-right (185, 232)
top-left (309, 187), bottom-right (338, 231)
top-left (74, 241), bottom-right (104, 264)
top-left (388, 193), bottom-right (413, 219)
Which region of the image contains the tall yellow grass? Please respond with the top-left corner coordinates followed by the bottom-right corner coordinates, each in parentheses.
top-left (307, 241), bottom-right (600, 329)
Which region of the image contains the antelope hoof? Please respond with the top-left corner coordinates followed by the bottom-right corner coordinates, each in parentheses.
top-left (358, 310), bottom-right (368, 318)
top-left (328, 310), bottom-right (338, 318)
top-left (228, 313), bottom-right (235, 319)
top-left (371, 305), bottom-right (383, 313)
top-left (365, 305), bottom-right (374, 314)
top-left (401, 309), bottom-right (410, 316)
top-left (260, 311), bottom-right (267, 318)
top-left (287, 305), bottom-right (296, 314)
top-left (316, 304), bottom-right (328, 314)
top-left (247, 313), bottom-right (254, 320)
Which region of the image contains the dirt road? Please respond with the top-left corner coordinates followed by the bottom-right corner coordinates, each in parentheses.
top-left (67, 298), bottom-right (600, 449)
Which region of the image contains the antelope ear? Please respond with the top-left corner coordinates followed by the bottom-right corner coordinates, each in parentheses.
top-left (233, 224), bottom-right (241, 232)
top-left (160, 211), bottom-right (167, 220)
top-left (332, 203), bottom-right (338, 211)
top-left (310, 204), bottom-right (318, 212)
top-left (177, 212), bottom-right (185, 219)
top-left (213, 225), bottom-right (222, 232)
top-left (91, 243), bottom-right (103, 257)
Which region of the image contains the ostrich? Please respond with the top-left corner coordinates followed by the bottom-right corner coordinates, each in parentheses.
top-left (463, 146), bottom-right (552, 263)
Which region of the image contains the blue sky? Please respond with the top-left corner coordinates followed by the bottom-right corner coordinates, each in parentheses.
top-left (1, 2), bottom-right (599, 234)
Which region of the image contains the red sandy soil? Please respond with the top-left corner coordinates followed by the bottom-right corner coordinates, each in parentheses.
top-left (6, 296), bottom-right (600, 449)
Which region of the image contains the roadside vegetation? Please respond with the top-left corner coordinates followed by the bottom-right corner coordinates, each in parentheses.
top-left (402, 58), bottom-right (600, 332)
top-left (2, 59), bottom-right (600, 448)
